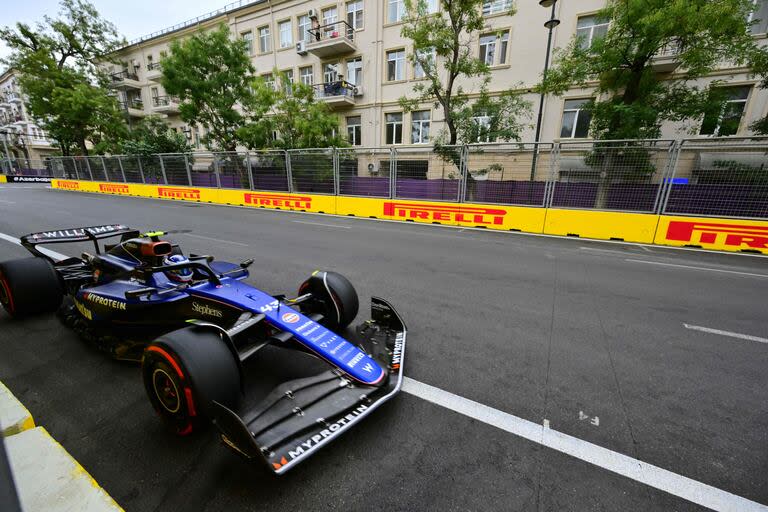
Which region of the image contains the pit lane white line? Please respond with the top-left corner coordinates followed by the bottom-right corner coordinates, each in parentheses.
top-left (0, 232), bottom-right (69, 260)
top-left (402, 377), bottom-right (767, 512)
top-left (626, 259), bottom-right (768, 278)
top-left (684, 324), bottom-right (768, 345)
top-left (292, 220), bottom-right (351, 229)
top-left (182, 233), bottom-right (249, 247)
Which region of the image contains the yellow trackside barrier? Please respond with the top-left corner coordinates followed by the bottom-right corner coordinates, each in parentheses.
top-left (655, 215), bottom-right (768, 255)
top-left (51, 179), bottom-right (768, 255)
top-left (543, 209), bottom-right (659, 243)
top-left (0, 174), bottom-right (7, 183)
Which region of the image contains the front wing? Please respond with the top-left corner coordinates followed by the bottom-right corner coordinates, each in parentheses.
top-left (209, 297), bottom-right (406, 474)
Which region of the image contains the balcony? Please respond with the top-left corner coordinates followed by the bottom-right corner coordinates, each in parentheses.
top-left (109, 70), bottom-right (142, 90)
top-left (119, 99), bottom-right (146, 118)
top-left (146, 62), bottom-right (163, 81)
top-left (7, 91), bottom-right (22, 103)
top-left (306, 21), bottom-right (357, 58)
top-left (313, 81), bottom-right (358, 108)
top-left (651, 43), bottom-right (681, 73)
top-left (151, 95), bottom-right (180, 114)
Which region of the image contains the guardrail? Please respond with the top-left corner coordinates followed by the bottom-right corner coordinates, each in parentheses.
top-left (21, 138), bottom-right (768, 220)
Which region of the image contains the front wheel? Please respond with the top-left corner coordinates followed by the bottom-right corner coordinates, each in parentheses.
top-left (298, 270), bottom-right (359, 330)
top-left (141, 327), bottom-right (240, 436)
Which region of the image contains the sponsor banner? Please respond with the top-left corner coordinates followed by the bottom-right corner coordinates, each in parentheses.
top-left (157, 186), bottom-right (202, 201)
top-left (54, 180), bottom-right (82, 191)
top-left (544, 209), bottom-right (658, 243)
top-left (655, 216), bottom-right (768, 254)
top-left (98, 183), bottom-right (130, 195)
top-left (5, 175), bottom-right (53, 183)
top-left (0, 174), bottom-right (6, 183)
top-left (219, 189), bottom-right (336, 213)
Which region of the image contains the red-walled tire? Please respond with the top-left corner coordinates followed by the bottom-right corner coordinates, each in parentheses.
top-left (142, 327), bottom-right (240, 436)
top-left (0, 257), bottom-right (63, 318)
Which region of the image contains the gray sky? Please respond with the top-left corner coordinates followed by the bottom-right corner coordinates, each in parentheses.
top-left (0, 0), bottom-right (226, 61)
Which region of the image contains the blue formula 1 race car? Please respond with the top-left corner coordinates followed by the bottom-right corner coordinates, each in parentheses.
top-left (0, 224), bottom-right (406, 474)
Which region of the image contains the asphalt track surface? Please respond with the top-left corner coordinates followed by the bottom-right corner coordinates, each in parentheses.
top-left (0, 184), bottom-right (766, 511)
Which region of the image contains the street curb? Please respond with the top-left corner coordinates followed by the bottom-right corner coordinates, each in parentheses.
top-left (0, 382), bottom-right (34, 438)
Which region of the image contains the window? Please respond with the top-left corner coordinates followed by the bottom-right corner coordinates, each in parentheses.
top-left (346, 57), bottom-right (362, 86)
top-left (472, 114), bottom-right (494, 142)
top-left (324, 63), bottom-right (339, 83)
top-left (347, 1), bottom-right (364, 29)
top-left (482, 0), bottom-right (511, 16)
top-left (282, 70), bottom-right (294, 94)
top-left (414, 47), bottom-right (435, 78)
top-left (297, 15), bottom-right (312, 42)
top-left (560, 99), bottom-right (592, 139)
top-left (279, 20), bottom-right (292, 48)
top-left (323, 7), bottom-right (338, 26)
top-left (749, 0), bottom-right (768, 34)
top-left (576, 15), bottom-right (609, 50)
top-left (387, 49), bottom-right (406, 81)
top-left (146, 54), bottom-right (154, 67)
top-left (479, 31), bottom-right (509, 66)
top-left (258, 26), bottom-right (271, 53)
top-left (241, 31), bottom-right (254, 54)
top-left (347, 115), bottom-right (362, 145)
top-left (411, 111), bottom-right (431, 143)
top-left (300, 66), bottom-right (314, 85)
top-left (386, 112), bottom-right (403, 144)
top-left (262, 73), bottom-right (276, 91)
top-left (387, 0), bottom-right (405, 23)
top-left (700, 86), bottom-right (751, 136)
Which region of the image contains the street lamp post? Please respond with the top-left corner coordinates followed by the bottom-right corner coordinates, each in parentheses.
top-left (529, 0), bottom-right (561, 183)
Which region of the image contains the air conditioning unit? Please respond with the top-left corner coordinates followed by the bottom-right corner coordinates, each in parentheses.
top-left (307, 8), bottom-right (317, 19)
top-left (296, 41), bottom-right (308, 55)
top-left (353, 86), bottom-right (363, 96)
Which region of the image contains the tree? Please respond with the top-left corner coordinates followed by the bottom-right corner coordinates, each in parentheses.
top-left (399, 0), bottom-right (531, 153)
top-left (540, 0), bottom-right (768, 140)
top-left (538, 0), bottom-right (768, 207)
top-left (161, 24), bottom-right (256, 153)
top-left (120, 115), bottom-right (192, 156)
top-left (237, 73), bottom-right (346, 150)
top-left (0, 0), bottom-right (127, 155)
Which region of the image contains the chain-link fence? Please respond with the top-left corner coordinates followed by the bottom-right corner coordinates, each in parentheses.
top-left (661, 137), bottom-right (768, 219)
top-left (19, 139), bottom-right (768, 220)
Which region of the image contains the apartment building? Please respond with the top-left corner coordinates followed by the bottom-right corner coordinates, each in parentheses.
top-left (0, 69), bottom-right (57, 161)
top-left (106, 0), bottom-right (768, 149)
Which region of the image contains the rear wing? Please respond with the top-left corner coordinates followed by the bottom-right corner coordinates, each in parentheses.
top-left (20, 225), bottom-right (139, 259)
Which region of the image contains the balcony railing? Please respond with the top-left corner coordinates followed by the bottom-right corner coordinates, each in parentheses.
top-left (651, 42), bottom-right (682, 73)
top-left (146, 62), bottom-right (163, 81)
top-left (147, 62), bottom-right (162, 71)
top-left (312, 81), bottom-right (357, 107)
top-left (306, 20), bottom-right (356, 57)
top-left (118, 99), bottom-right (145, 115)
top-left (152, 95), bottom-right (178, 107)
top-left (111, 70), bottom-right (139, 82)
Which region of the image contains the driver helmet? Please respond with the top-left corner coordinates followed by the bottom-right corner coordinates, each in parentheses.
top-left (164, 254), bottom-right (193, 283)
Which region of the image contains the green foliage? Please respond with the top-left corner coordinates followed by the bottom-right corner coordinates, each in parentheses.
top-left (0, 0), bottom-right (127, 155)
top-left (400, 0), bottom-right (530, 149)
top-left (161, 24), bottom-right (256, 152)
top-left (120, 115), bottom-right (192, 156)
top-left (539, 0), bottom-right (767, 140)
top-left (237, 72), bottom-right (346, 150)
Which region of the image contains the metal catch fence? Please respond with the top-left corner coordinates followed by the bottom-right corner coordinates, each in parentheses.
top-left (17, 138), bottom-right (768, 220)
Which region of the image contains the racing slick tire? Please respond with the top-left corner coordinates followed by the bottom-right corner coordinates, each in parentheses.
top-left (0, 257), bottom-right (63, 318)
top-left (299, 270), bottom-right (359, 330)
top-left (142, 327), bottom-right (240, 436)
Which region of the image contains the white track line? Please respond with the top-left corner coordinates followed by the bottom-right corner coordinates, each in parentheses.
top-left (684, 324), bottom-right (768, 344)
top-left (626, 259), bottom-right (768, 278)
top-left (183, 233), bottom-right (249, 247)
top-left (1, 228), bottom-right (765, 510)
top-left (0, 232), bottom-right (68, 260)
top-left (0, 199), bottom-right (16, 204)
top-left (292, 220), bottom-right (351, 229)
top-left (402, 378), bottom-right (767, 512)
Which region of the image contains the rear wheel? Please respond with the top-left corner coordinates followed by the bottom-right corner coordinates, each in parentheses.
top-left (298, 270), bottom-right (359, 330)
top-left (141, 327), bottom-right (240, 436)
top-left (0, 257), bottom-right (63, 318)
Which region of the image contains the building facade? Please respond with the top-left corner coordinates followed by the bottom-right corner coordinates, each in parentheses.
top-left (0, 69), bottom-right (58, 162)
top-left (106, 0), bottom-right (768, 149)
